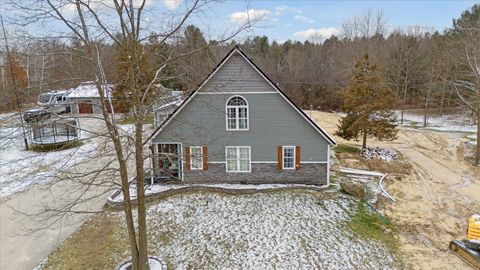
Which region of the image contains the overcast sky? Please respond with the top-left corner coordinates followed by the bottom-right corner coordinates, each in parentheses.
top-left (1, 0), bottom-right (477, 43)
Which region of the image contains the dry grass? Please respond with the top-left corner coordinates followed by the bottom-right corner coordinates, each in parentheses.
top-left (31, 141), bottom-right (84, 152)
top-left (336, 152), bottom-right (412, 175)
top-left (41, 213), bottom-right (129, 270)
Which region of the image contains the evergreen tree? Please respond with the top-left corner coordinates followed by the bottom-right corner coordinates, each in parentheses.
top-left (112, 40), bottom-right (153, 112)
top-left (336, 54), bottom-right (398, 148)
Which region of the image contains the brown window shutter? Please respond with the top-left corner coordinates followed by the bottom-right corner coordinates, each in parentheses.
top-left (278, 146), bottom-right (282, 170)
top-left (185, 146), bottom-right (190, 171)
top-left (202, 146), bottom-right (208, 170)
top-left (295, 146), bottom-right (301, 170)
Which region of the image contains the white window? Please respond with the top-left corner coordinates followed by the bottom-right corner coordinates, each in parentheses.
top-left (226, 146), bottom-right (251, 172)
top-left (190, 146), bottom-right (203, 170)
top-left (226, 96), bottom-right (248, 130)
top-left (282, 146), bottom-right (295, 169)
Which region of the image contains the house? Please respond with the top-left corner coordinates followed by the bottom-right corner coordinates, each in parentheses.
top-left (67, 82), bottom-right (113, 114)
top-left (153, 90), bottom-right (183, 128)
top-left (147, 46), bottom-right (336, 186)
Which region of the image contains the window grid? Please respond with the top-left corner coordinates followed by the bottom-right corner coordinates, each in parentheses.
top-left (282, 146), bottom-right (295, 170)
top-left (190, 146), bottom-right (203, 170)
top-left (226, 146), bottom-right (251, 172)
top-left (226, 96), bottom-right (248, 130)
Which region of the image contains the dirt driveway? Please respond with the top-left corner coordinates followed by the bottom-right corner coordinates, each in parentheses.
top-left (310, 111), bottom-right (480, 269)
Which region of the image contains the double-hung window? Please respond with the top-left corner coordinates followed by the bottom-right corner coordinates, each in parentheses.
top-left (226, 146), bottom-right (251, 172)
top-left (226, 96), bottom-right (248, 130)
top-left (282, 146), bottom-right (295, 169)
top-left (190, 146), bottom-right (203, 170)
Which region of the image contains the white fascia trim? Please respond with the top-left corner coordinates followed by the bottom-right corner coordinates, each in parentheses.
top-left (326, 145), bottom-right (331, 187)
top-left (212, 161), bottom-right (326, 164)
top-left (152, 141), bottom-right (182, 145)
top-left (198, 91), bottom-right (277, 95)
top-left (149, 50), bottom-right (238, 140)
top-left (236, 49), bottom-right (336, 146)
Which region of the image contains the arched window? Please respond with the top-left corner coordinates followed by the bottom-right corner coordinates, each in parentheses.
top-left (226, 96), bottom-right (248, 130)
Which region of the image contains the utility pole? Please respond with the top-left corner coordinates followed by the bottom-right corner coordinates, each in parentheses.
top-left (1, 14), bottom-right (29, 150)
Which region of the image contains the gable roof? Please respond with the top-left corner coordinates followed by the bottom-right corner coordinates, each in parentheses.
top-left (145, 46), bottom-right (336, 146)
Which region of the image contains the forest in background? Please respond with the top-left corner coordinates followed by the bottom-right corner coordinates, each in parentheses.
top-left (0, 6), bottom-right (478, 123)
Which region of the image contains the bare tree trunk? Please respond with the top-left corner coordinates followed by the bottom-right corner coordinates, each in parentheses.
top-left (362, 129), bottom-right (367, 149)
top-left (439, 80), bottom-right (446, 115)
top-left (423, 70), bottom-right (433, 128)
top-left (26, 46), bottom-right (30, 99)
top-left (39, 55), bottom-right (45, 95)
top-left (476, 82), bottom-right (480, 165)
top-left (423, 92), bottom-right (429, 128)
top-left (134, 113), bottom-right (148, 270)
top-left (401, 69), bottom-right (408, 125)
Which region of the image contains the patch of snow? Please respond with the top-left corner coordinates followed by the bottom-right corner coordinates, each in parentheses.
top-left (465, 134), bottom-right (477, 146)
top-left (361, 147), bottom-right (397, 162)
top-left (118, 124), bottom-right (135, 133)
top-left (0, 126), bottom-right (97, 199)
top-left (396, 111), bottom-right (477, 133)
top-left (117, 257), bottom-right (167, 270)
top-left (112, 191), bottom-right (398, 269)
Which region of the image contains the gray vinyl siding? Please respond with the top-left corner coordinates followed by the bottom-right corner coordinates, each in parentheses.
top-left (199, 54), bottom-right (276, 93)
top-left (152, 92), bottom-right (330, 162)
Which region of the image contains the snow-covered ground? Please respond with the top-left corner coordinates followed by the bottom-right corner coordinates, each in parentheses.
top-left (394, 110), bottom-right (477, 147)
top-left (397, 110), bottom-right (477, 133)
top-left (112, 191), bottom-right (398, 270)
top-left (0, 114), bottom-right (97, 199)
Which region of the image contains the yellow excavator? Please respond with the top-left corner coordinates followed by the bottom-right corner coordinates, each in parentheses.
top-left (449, 215), bottom-right (480, 269)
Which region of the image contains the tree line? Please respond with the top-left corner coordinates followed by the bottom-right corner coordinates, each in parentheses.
top-left (1, 5), bottom-right (479, 162)
top-left (0, 7), bottom-right (475, 116)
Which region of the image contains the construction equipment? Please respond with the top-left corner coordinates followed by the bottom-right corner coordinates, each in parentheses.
top-left (449, 215), bottom-right (480, 269)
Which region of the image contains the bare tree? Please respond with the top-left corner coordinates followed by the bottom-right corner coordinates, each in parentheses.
top-left (449, 4), bottom-right (480, 165)
top-left (7, 1), bottom-right (257, 269)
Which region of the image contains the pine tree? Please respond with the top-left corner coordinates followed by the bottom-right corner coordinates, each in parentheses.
top-left (336, 54), bottom-right (398, 148)
top-left (112, 41), bottom-right (153, 112)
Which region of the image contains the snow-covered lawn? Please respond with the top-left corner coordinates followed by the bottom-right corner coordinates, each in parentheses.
top-left (0, 115), bottom-right (97, 199)
top-left (112, 191), bottom-right (399, 270)
top-left (397, 110), bottom-right (477, 133)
